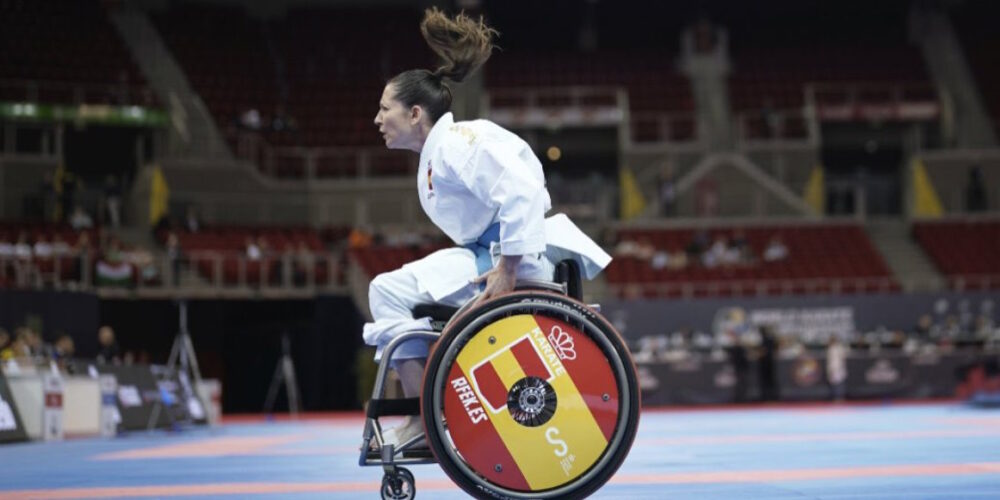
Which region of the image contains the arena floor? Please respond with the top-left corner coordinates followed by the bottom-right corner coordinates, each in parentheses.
top-left (2, 402), bottom-right (1000, 499)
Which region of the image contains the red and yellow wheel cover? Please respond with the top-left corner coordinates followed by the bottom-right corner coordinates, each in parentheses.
top-left (441, 314), bottom-right (619, 491)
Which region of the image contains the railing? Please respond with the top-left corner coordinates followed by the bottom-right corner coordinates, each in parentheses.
top-left (733, 108), bottom-right (819, 145)
top-left (483, 86), bottom-right (625, 128)
top-left (0, 250), bottom-right (346, 298)
top-left (607, 277), bottom-right (902, 299)
top-left (628, 111), bottom-right (699, 145)
top-left (607, 273), bottom-right (1000, 299)
top-left (948, 274), bottom-right (1000, 292)
top-left (0, 79), bottom-right (155, 107)
top-left (230, 131), bottom-right (417, 180)
top-left (804, 82), bottom-right (941, 122)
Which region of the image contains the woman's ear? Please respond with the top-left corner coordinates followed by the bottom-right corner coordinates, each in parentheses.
top-left (409, 105), bottom-right (423, 125)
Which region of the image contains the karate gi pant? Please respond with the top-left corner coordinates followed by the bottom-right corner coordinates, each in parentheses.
top-left (363, 247), bottom-right (554, 363)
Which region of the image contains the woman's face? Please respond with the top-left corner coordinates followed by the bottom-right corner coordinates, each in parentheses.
top-left (374, 84), bottom-right (418, 151)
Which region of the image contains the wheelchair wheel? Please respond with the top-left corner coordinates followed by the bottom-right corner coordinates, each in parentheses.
top-left (380, 467), bottom-right (415, 500)
top-left (421, 291), bottom-right (640, 499)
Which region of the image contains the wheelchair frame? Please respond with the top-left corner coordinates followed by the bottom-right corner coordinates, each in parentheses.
top-left (359, 261), bottom-right (638, 500)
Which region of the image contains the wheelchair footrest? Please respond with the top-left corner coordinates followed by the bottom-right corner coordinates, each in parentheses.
top-left (367, 397), bottom-right (421, 418)
top-left (366, 447), bottom-right (434, 461)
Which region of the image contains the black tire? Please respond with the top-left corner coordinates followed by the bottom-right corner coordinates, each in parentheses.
top-left (380, 467), bottom-right (416, 500)
top-left (421, 291), bottom-right (640, 499)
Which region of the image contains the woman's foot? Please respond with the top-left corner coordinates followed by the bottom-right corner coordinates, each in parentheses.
top-left (372, 417), bottom-right (427, 451)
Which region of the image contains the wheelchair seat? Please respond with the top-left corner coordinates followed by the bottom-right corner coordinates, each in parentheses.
top-left (410, 259), bottom-right (583, 323)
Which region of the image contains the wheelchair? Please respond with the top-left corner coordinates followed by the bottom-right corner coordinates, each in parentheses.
top-left (359, 260), bottom-right (640, 500)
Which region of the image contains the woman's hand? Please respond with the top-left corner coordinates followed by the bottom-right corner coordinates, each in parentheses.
top-left (470, 254), bottom-right (521, 307)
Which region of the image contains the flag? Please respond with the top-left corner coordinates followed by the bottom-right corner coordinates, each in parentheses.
top-left (911, 158), bottom-right (943, 218)
top-left (149, 166), bottom-right (169, 225)
top-left (618, 166), bottom-right (646, 219)
top-left (804, 165), bottom-right (825, 214)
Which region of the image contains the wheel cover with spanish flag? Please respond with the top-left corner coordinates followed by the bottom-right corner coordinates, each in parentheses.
top-left (439, 313), bottom-right (620, 492)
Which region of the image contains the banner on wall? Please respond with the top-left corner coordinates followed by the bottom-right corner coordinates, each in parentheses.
top-left (0, 373), bottom-right (29, 444)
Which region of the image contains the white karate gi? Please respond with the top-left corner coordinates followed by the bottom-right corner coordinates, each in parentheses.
top-left (363, 113), bottom-right (611, 361)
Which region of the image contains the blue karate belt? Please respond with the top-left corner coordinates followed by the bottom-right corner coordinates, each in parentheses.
top-left (464, 222), bottom-right (501, 287)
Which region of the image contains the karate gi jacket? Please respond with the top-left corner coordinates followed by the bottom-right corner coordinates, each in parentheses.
top-left (404, 112), bottom-right (611, 301)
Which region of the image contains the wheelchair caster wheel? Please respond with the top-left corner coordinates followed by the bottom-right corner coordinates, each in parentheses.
top-left (380, 467), bottom-right (415, 500)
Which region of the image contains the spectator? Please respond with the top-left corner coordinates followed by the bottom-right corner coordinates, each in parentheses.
top-left (347, 227), bottom-right (373, 249)
top-left (12, 232), bottom-right (33, 286)
top-left (685, 229), bottom-right (710, 261)
top-left (1, 331), bottom-right (27, 362)
top-left (239, 108), bottom-right (263, 131)
top-left (760, 97), bottom-right (781, 138)
top-left (51, 234), bottom-right (71, 256)
top-left (293, 241), bottom-right (315, 286)
top-left (703, 234), bottom-right (729, 268)
top-left (13, 232), bottom-right (31, 261)
top-left (757, 325), bottom-right (780, 401)
top-left (53, 334), bottom-right (75, 368)
top-left (185, 206), bottom-right (201, 233)
top-left (667, 249), bottom-right (689, 270)
top-left (914, 314), bottom-right (934, 340)
top-left (826, 336), bottom-right (848, 402)
top-left (41, 171), bottom-right (58, 222)
top-left (763, 235), bottom-right (789, 262)
top-left (74, 231), bottom-right (92, 282)
top-left (614, 237), bottom-right (655, 261)
top-left (0, 329), bottom-right (9, 359)
top-left (33, 235), bottom-right (53, 259)
top-left (124, 245), bottom-right (158, 283)
top-left (96, 326), bottom-right (121, 364)
top-left (245, 237), bottom-right (262, 260)
top-left (58, 170), bottom-right (79, 223)
top-left (270, 104), bottom-right (298, 132)
top-left (165, 231), bottom-right (184, 286)
top-left (69, 205), bottom-right (94, 230)
top-left (725, 331), bottom-right (749, 403)
top-left (965, 165), bottom-right (987, 212)
top-left (650, 248), bottom-right (670, 270)
top-left (657, 162), bottom-right (677, 217)
top-left (103, 175), bottom-right (122, 228)
top-left (0, 237), bottom-right (14, 259)
top-left (96, 239), bottom-right (132, 287)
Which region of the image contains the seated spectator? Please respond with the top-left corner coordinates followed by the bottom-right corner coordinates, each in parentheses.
top-left (763, 235), bottom-right (789, 262)
top-left (96, 326), bottom-right (121, 365)
top-left (348, 227), bottom-right (373, 249)
top-left (52, 334), bottom-right (75, 364)
top-left (270, 105), bottom-right (298, 132)
top-left (914, 314), bottom-right (934, 340)
top-left (685, 229), bottom-right (710, 260)
top-left (614, 237), bottom-right (655, 260)
top-left (293, 241), bottom-right (315, 286)
top-left (0, 238), bottom-right (14, 258)
top-left (51, 234), bottom-right (71, 256)
top-left (165, 231), bottom-right (184, 285)
top-left (1, 331), bottom-right (28, 362)
top-left (74, 231), bottom-right (92, 281)
top-left (239, 108), bottom-right (263, 131)
top-left (245, 237), bottom-right (262, 260)
top-left (13, 232), bottom-right (32, 261)
top-left (0, 329), bottom-right (9, 358)
top-left (667, 249), bottom-right (689, 270)
top-left (69, 205), bottom-right (94, 230)
top-left (702, 234), bottom-right (729, 268)
top-left (650, 249), bottom-right (670, 270)
top-left (185, 206), bottom-right (201, 233)
top-left (124, 245), bottom-right (158, 283)
top-left (33, 235), bottom-right (53, 259)
top-left (96, 239), bottom-right (133, 287)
